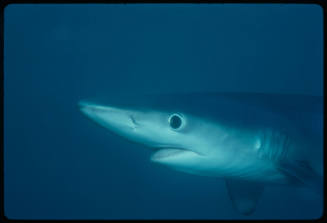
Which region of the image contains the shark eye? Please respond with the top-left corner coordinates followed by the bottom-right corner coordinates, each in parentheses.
top-left (169, 113), bottom-right (183, 130)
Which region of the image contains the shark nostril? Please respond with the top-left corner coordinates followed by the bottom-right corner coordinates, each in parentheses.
top-left (130, 115), bottom-right (138, 127)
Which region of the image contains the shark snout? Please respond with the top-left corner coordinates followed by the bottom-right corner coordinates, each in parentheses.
top-left (79, 101), bottom-right (113, 114)
top-left (78, 101), bottom-right (139, 131)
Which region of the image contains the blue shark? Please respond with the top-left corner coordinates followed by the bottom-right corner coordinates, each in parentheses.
top-left (78, 92), bottom-right (323, 215)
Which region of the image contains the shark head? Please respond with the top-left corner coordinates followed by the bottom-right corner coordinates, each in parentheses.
top-left (78, 99), bottom-right (237, 175)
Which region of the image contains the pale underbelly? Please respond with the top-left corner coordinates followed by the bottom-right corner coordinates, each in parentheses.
top-left (173, 160), bottom-right (290, 185)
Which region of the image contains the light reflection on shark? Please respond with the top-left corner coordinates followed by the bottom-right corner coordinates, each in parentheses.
top-left (79, 92), bottom-right (323, 215)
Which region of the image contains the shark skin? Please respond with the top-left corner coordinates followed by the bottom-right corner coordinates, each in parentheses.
top-left (78, 92), bottom-right (323, 215)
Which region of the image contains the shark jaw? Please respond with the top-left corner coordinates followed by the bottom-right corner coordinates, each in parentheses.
top-left (150, 147), bottom-right (201, 162)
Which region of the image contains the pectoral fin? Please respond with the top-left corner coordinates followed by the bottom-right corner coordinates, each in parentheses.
top-left (278, 160), bottom-right (323, 194)
top-left (225, 179), bottom-right (264, 215)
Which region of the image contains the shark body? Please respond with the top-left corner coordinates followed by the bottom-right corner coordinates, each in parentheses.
top-left (79, 92), bottom-right (323, 215)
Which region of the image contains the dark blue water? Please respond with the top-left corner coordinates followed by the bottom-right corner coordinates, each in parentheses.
top-left (4, 4), bottom-right (323, 220)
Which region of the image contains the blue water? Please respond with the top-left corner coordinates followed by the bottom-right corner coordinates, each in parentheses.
top-left (4, 3), bottom-right (323, 220)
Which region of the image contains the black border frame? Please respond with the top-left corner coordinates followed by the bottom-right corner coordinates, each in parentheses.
top-left (0, 0), bottom-right (326, 222)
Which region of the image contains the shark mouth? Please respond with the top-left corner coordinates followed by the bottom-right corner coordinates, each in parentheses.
top-left (150, 147), bottom-right (200, 161)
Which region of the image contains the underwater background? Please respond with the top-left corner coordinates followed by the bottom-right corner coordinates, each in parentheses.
top-left (4, 3), bottom-right (323, 220)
